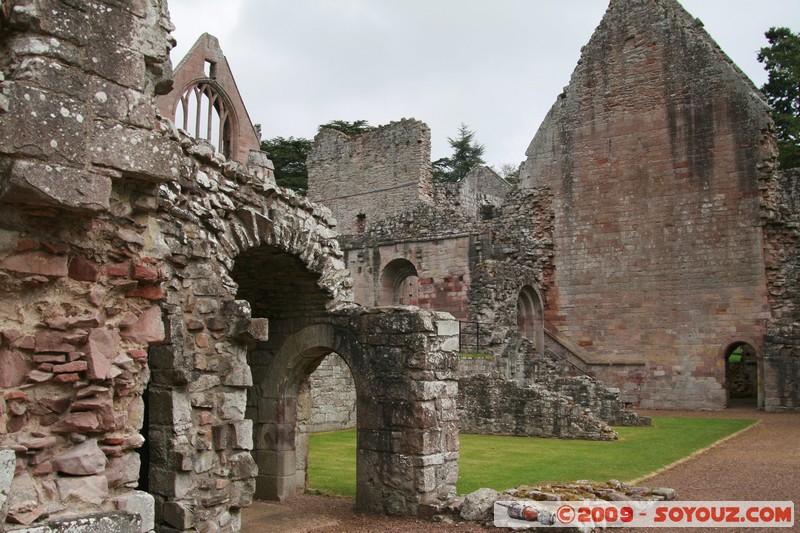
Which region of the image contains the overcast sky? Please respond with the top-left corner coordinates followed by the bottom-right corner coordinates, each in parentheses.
top-left (166, 0), bottom-right (799, 169)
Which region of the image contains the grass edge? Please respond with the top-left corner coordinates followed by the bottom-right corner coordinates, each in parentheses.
top-left (625, 418), bottom-right (760, 485)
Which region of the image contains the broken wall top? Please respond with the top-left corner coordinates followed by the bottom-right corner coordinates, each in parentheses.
top-left (307, 118), bottom-right (434, 234)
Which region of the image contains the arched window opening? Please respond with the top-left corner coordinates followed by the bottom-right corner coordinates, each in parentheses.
top-left (380, 258), bottom-right (419, 306)
top-left (724, 342), bottom-right (758, 408)
top-left (516, 285), bottom-right (544, 354)
top-left (174, 82), bottom-right (234, 159)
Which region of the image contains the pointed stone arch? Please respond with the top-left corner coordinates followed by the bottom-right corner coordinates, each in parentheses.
top-left (517, 285), bottom-right (544, 354)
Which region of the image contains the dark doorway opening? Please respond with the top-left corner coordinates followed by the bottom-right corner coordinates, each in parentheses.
top-left (724, 343), bottom-right (758, 408)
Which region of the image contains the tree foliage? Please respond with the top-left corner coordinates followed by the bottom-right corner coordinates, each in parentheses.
top-left (432, 123), bottom-right (486, 183)
top-left (318, 119), bottom-right (374, 136)
top-left (260, 120), bottom-right (374, 195)
top-left (757, 27), bottom-right (800, 169)
top-left (260, 136), bottom-right (312, 195)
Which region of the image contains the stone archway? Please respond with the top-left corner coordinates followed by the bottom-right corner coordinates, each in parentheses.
top-left (246, 324), bottom-right (368, 501)
top-left (723, 341), bottom-right (761, 408)
top-left (517, 285), bottom-right (544, 355)
top-left (380, 258), bottom-right (419, 306)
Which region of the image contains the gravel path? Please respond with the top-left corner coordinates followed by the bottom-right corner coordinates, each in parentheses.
top-left (632, 406), bottom-right (799, 533)
top-left (241, 406), bottom-right (798, 532)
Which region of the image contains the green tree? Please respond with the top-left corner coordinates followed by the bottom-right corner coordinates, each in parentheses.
top-left (318, 119), bottom-right (374, 136)
top-left (432, 123), bottom-right (486, 182)
top-left (260, 136), bottom-right (312, 195)
top-left (757, 27), bottom-right (800, 169)
top-left (261, 120), bottom-right (373, 194)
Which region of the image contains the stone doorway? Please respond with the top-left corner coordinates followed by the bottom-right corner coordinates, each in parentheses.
top-left (307, 353), bottom-right (357, 433)
top-left (246, 328), bottom-right (359, 502)
top-left (516, 285), bottom-right (544, 354)
top-left (380, 258), bottom-right (419, 306)
top-left (724, 342), bottom-right (759, 408)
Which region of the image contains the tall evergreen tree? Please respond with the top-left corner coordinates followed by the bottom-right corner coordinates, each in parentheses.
top-left (432, 123), bottom-right (486, 183)
top-left (260, 136), bottom-right (312, 195)
top-left (757, 27), bottom-right (800, 169)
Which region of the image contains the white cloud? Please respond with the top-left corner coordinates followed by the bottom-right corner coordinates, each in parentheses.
top-left (166, 0), bottom-right (800, 168)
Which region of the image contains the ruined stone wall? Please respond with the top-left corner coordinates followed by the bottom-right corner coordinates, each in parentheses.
top-left (343, 236), bottom-right (474, 319)
top-left (518, 0), bottom-right (775, 409)
top-left (0, 1), bottom-right (461, 530)
top-left (458, 373), bottom-right (617, 441)
top-left (434, 166), bottom-right (510, 220)
top-left (307, 120), bottom-right (434, 234)
top-left (0, 0), bottom-right (175, 527)
top-left (762, 168), bottom-right (800, 409)
top-left (308, 353), bottom-right (356, 432)
top-left (156, 33), bottom-right (262, 166)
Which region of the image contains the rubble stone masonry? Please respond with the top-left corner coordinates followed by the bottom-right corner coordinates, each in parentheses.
top-left (307, 120), bottom-right (434, 234)
top-left (0, 1), bottom-right (460, 530)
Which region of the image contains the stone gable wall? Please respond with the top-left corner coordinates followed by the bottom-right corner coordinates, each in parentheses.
top-left (518, 0), bottom-right (776, 409)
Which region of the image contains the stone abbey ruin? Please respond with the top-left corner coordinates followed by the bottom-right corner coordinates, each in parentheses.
top-left (0, 0), bottom-right (798, 531)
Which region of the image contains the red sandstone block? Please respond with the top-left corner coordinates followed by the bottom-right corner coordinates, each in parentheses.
top-left (52, 360), bottom-right (88, 373)
top-left (0, 251), bottom-right (68, 278)
top-left (5, 391), bottom-right (27, 401)
top-left (29, 462), bottom-right (54, 476)
top-left (2, 329), bottom-right (22, 345)
top-left (106, 262), bottom-right (130, 277)
top-left (69, 256), bottom-right (100, 282)
top-left (128, 285), bottom-right (164, 300)
top-left (129, 349), bottom-right (147, 361)
top-left (133, 264), bottom-right (158, 282)
top-left (34, 331), bottom-right (74, 353)
top-left (53, 373), bottom-right (80, 383)
top-left (33, 354), bottom-right (66, 364)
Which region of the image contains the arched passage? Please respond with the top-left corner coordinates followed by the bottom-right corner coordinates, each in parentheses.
top-left (723, 341), bottom-right (760, 408)
top-left (229, 243), bottom-right (459, 513)
top-left (247, 324), bottom-right (370, 501)
top-left (517, 285), bottom-right (544, 354)
top-left (307, 352), bottom-right (357, 433)
top-left (380, 258), bottom-right (419, 306)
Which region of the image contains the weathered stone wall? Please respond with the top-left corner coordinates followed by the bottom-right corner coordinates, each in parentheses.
top-left (0, 1), bottom-right (462, 530)
top-left (0, 0), bottom-right (174, 528)
top-left (458, 373), bottom-right (618, 441)
top-left (308, 353), bottom-right (356, 432)
top-left (762, 168), bottom-right (800, 409)
top-left (518, 0), bottom-right (776, 409)
top-left (246, 311), bottom-right (460, 515)
top-left (434, 166), bottom-right (511, 220)
top-left (344, 236), bottom-right (474, 319)
top-left (307, 120), bottom-right (434, 234)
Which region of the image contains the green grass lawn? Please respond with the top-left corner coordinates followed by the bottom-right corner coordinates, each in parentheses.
top-left (307, 417), bottom-right (755, 497)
